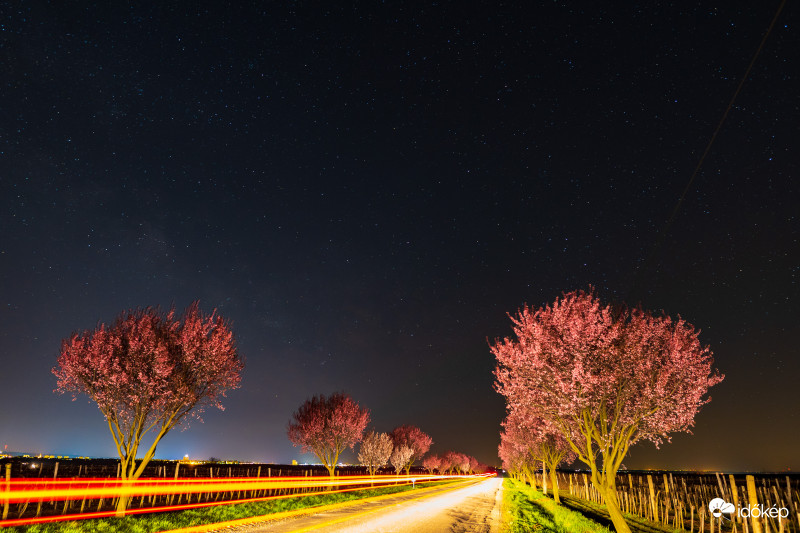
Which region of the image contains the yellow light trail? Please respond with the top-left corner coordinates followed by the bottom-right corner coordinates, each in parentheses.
top-left (2, 473), bottom-right (457, 503)
top-left (0, 473), bottom-right (492, 528)
top-left (0, 481), bottom-right (415, 528)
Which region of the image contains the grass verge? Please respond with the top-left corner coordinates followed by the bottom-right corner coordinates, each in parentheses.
top-left (5, 479), bottom-right (459, 533)
top-left (502, 477), bottom-right (611, 533)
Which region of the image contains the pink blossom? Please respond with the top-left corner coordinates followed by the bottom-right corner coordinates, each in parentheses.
top-left (52, 302), bottom-right (243, 512)
top-left (492, 289), bottom-right (723, 530)
top-left (287, 392), bottom-right (370, 477)
top-left (390, 425), bottom-right (433, 474)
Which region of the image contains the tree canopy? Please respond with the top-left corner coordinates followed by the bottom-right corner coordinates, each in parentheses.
top-left (287, 392), bottom-right (370, 477)
top-left (493, 289), bottom-right (723, 532)
top-left (54, 302), bottom-right (243, 514)
top-left (390, 425), bottom-right (433, 474)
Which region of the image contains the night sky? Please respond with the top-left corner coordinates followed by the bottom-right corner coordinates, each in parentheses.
top-left (1, 1), bottom-right (797, 472)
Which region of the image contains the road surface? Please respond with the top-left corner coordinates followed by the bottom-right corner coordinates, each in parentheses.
top-left (227, 477), bottom-right (503, 533)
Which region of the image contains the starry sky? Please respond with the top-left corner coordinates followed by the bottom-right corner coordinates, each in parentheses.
top-left (1, 1), bottom-right (797, 471)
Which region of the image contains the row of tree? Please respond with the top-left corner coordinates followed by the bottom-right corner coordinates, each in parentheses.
top-left (492, 289), bottom-right (724, 533)
top-left (52, 304), bottom-right (487, 516)
top-left (498, 407), bottom-right (575, 503)
top-left (422, 451), bottom-right (484, 475)
top-left (285, 392), bottom-right (483, 477)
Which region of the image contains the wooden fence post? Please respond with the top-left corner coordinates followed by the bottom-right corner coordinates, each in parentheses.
top-left (50, 462), bottom-right (59, 506)
top-left (746, 475), bottom-right (763, 533)
top-left (169, 463), bottom-right (180, 505)
top-left (2, 463), bottom-right (10, 520)
top-left (648, 475), bottom-right (658, 522)
top-left (730, 474), bottom-right (740, 523)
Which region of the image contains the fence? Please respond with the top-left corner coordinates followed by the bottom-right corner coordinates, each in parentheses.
top-left (535, 470), bottom-right (799, 533)
top-left (0, 457), bottom-right (400, 480)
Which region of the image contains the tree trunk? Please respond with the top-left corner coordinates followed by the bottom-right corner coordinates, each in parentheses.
top-left (596, 479), bottom-right (631, 533)
top-left (528, 467), bottom-right (537, 490)
top-left (115, 494), bottom-right (131, 517)
top-left (549, 467), bottom-right (560, 503)
top-left (542, 462), bottom-right (547, 496)
top-left (115, 460), bottom-right (130, 517)
top-left (521, 464), bottom-right (536, 490)
top-left (325, 465), bottom-right (336, 491)
top-left (604, 493), bottom-right (632, 533)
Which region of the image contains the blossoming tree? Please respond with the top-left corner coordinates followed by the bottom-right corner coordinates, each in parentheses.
top-left (287, 392), bottom-right (370, 478)
top-left (493, 289), bottom-right (723, 533)
top-left (536, 434), bottom-right (574, 502)
top-left (440, 450), bottom-right (468, 475)
top-left (502, 407), bottom-right (575, 502)
top-left (457, 454), bottom-right (472, 474)
top-left (358, 431), bottom-right (393, 476)
top-left (390, 444), bottom-right (413, 475)
top-left (390, 425), bottom-right (433, 474)
top-left (53, 303), bottom-right (243, 515)
top-left (498, 431), bottom-right (528, 483)
top-left (422, 454), bottom-right (441, 473)
top-left (500, 414), bottom-right (538, 488)
top-left (465, 455), bottom-right (479, 474)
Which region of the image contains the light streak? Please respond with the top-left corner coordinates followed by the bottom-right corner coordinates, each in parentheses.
top-left (0, 482), bottom-right (412, 528)
top-left (1, 474), bottom-right (453, 502)
top-left (0, 473), bottom-right (492, 528)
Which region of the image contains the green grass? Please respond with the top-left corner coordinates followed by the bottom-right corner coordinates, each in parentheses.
top-left (502, 477), bottom-right (611, 533)
top-left (557, 493), bottom-right (685, 533)
top-left (6, 479), bottom-right (457, 533)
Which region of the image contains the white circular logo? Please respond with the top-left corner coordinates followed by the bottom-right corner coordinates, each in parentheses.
top-left (709, 498), bottom-right (735, 518)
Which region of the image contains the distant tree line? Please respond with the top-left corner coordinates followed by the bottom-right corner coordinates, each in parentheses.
top-left (287, 392), bottom-right (486, 478)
